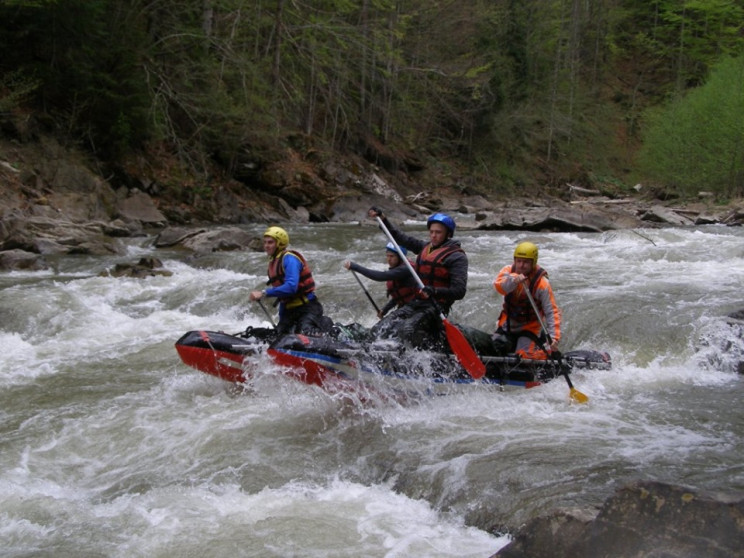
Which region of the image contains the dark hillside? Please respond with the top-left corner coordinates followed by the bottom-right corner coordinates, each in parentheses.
top-left (1, 1), bottom-right (742, 214)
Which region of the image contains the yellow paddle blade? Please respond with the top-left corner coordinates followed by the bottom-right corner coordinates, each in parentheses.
top-left (569, 387), bottom-right (589, 404)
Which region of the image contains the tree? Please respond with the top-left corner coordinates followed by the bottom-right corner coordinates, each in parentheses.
top-left (0, 0), bottom-right (151, 155)
top-left (639, 55), bottom-right (744, 197)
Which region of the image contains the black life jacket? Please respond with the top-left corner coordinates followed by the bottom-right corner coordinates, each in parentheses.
top-left (386, 271), bottom-right (417, 307)
top-left (414, 243), bottom-right (463, 303)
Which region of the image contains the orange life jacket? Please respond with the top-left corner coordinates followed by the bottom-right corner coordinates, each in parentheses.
top-left (503, 266), bottom-right (547, 325)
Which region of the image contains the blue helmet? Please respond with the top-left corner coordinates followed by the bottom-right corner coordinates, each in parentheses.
top-left (427, 213), bottom-right (456, 236)
top-left (386, 242), bottom-right (407, 255)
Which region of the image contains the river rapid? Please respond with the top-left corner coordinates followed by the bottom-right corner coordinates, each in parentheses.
top-left (2, 222), bottom-right (744, 557)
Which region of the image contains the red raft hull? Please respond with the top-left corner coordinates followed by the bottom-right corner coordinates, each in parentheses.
top-left (174, 329), bottom-right (364, 391)
top-left (175, 329), bottom-right (612, 397)
top-left (174, 330), bottom-right (249, 383)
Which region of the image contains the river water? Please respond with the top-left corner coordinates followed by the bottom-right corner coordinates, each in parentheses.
top-left (2, 221), bottom-right (744, 557)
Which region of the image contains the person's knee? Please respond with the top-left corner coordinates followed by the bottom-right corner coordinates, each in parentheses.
top-left (515, 340), bottom-right (549, 360)
top-left (491, 333), bottom-right (511, 355)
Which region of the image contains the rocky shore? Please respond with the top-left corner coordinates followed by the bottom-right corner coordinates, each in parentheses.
top-left (1, 136), bottom-right (743, 272)
top-left (2, 137), bottom-right (743, 556)
top-left (493, 481), bottom-right (744, 557)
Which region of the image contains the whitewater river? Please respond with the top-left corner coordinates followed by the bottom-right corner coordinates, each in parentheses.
top-left (2, 221), bottom-right (743, 557)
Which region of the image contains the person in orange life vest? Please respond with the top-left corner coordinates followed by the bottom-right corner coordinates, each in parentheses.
top-left (344, 243), bottom-right (418, 319)
top-left (249, 226), bottom-right (329, 335)
top-left (492, 241), bottom-right (562, 360)
top-left (367, 207), bottom-right (468, 349)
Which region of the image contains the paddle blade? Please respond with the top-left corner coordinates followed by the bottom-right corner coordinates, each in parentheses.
top-left (561, 370), bottom-right (589, 403)
top-left (569, 387), bottom-right (589, 404)
top-left (443, 319), bottom-right (486, 379)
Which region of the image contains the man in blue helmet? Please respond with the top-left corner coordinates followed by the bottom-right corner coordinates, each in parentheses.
top-left (344, 243), bottom-right (419, 319)
top-left (366, 207), bottom-right (468, 348)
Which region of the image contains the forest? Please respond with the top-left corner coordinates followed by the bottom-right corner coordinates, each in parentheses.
top-left (1, 0), bottom-right (743, 202)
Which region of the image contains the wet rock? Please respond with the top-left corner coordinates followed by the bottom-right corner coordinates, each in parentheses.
top-left (318, 192), bottom-right (418, 224)
top-left (457, 194), bottom-right (497, 213)
top-left (2, 133), bottom-right (743, 258)
top-left (116, 188), bottom-right (167, 227)
top-left (727, 308), bottom-right (744, 322)
top-left (99, 256), bottom-right (172, 278)
top-left (725, 309), bottom-right (744, 375)
top-left (154, 226), bottom-right (207, 248)
top-left (0, 214), bottom-right (125, 255)
top-left (693, 213), bottom-right (721, 225)
top-left (180, 226), bottom-right (256, 253)
top-left (640, 205), bottom-right (696, 226)
top-left (102, 218), bottom-right (142, 237)
top-left (722, 205), bottom-right (744, 226)
top-left (474, 204), bottom-right (635, 232)
top-left (492, 508), bottom-right (596, 558)
top-left (0, 248), bottom-right (49, 271)
top-left (494, 481), bottom-right (744, 558)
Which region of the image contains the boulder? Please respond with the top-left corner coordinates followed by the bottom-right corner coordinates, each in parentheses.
top-left (324, 195), bottom-right (412, 224)
top-left (640, 205), bottom-right (696, 226)
top-left (475, 205), bottom-right (632, 232)
top-left (494, 481), bottom-right (744, 558)
top-left (180, 226), bottom-right (257, 253)
top-left (0, 248), bottom-right (49, 271)
top-left (727, 308), bottom-right (744, 322)
top-left (155, 226), bottom-right (207, 248)
top-left (116, 188), bottom-right (167, 226)
top-left (99, 256), bottom-right (172, 278)
top-left (0, 214), bottom-right (125, 255)
top-left (721, 206), bottom-right (744, 226)
top-left (725, 309), bottom-right (744, 375)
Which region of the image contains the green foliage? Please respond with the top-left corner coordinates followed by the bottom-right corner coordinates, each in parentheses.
top-left (0, 70), bottom-right (40, 114)
top-left (610, 0), bottom-right (744, 96)
top-left (0, 0), bottom-right (151, 154)
top-left (638, 55), bottom-right (744, 197)
top-left (0, 0), bottom-right (742, 198)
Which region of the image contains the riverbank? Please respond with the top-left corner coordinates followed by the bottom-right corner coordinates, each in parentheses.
top-left (2, 135), bottom-right (743, 271)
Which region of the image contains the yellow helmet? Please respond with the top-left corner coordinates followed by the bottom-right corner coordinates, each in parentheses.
top-left (263, 226), bottom-right (289, 250)
top-left (513, 241), bottom-right (538, 264)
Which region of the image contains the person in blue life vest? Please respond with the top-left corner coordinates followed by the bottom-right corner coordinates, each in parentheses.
top-left (492, 241), bottom-right (562, 359)
top-left (344, 243), bottom-right (419, 319)
top-left (249, 226), bottom-right (330, 335)
top-left (366, 207), bottom-right (468, 349)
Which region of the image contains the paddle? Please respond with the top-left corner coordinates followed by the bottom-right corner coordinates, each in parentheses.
top-left (233, 298), bottom-right (276, 338)
top-left (257, 298), bottom-right (276, 327)
top-left (350, 269), bottom-right (381, 314)
top-left (522, 286), bottom-right (588, 403)
top-left (374, 216), bottom-right (486, 379)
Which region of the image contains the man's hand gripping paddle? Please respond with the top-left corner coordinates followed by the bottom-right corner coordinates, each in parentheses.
top-left (375, 216), bottom-right (486, 380)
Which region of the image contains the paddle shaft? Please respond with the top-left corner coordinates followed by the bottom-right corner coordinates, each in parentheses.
top-left (375, 216), bottom-right (426, 291)
top-left (351, 269), bottom-right (381, 313)
top-left (523, 283), bottom-right (587, 401)
top-left (522, 285), bottom-right (554, 346)
top-left (257, 298), bottom-right (276, 327)
top-left (374, 215), bottom-right (486, 379)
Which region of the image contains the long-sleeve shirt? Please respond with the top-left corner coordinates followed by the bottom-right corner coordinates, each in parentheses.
top-left (349, 261), bottom-right (416, 316)
top-left (380, 217), bottom-right (468, 305)
top-left (493, 265), bottom-right (561, 343)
